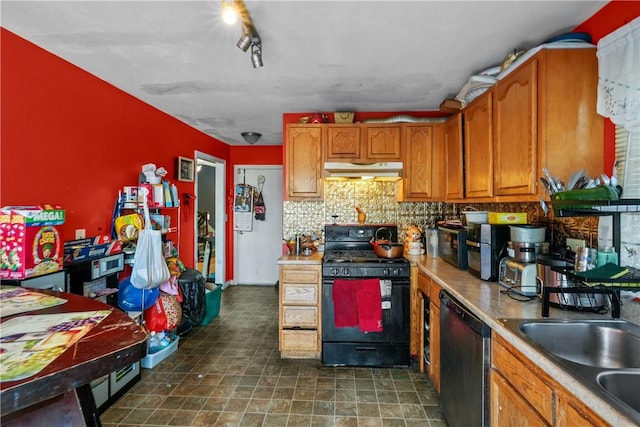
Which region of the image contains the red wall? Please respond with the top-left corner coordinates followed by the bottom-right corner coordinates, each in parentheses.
top-left (0, 28), bottom-right (279, 277)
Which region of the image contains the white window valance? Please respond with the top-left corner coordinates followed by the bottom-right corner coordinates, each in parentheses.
top-left (597, 16), bottom-right (640, 132)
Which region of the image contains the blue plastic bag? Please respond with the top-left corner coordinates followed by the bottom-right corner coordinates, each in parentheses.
top-left (118, 276), bottom-right (159, 311)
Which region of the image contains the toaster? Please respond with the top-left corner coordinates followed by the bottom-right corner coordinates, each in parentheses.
top-left (498, 257), bottom-right (538, 296)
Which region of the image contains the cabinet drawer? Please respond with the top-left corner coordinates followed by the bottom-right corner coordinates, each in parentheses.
top-left (282, 306), bottom-right (318, 328)
top-left (281, 268), bottom-right (320, 284)
top-left (281, 330), bottom-right (319, 352)
top-left (492, 338), bottom-right (554, 424)
top-left (281, 283), bottom-right (318, 305)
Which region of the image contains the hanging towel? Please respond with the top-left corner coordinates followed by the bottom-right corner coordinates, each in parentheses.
top-left (380, 279), bottom-right (392, 310)
top-left (333, 279), bottom-right (358, 327)
top-left (356, 279), bottom-right (383, 332)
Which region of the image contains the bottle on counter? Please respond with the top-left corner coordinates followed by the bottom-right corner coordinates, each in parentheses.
top-left (295, 234), bottom-right (301, 255)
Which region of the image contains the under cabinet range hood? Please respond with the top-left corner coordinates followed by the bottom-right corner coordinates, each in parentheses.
top-left (324, 162), bottom-right (403, 180)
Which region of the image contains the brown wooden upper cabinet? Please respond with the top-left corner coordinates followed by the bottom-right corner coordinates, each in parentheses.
top-left (444, 113), bottom-right (464, 202)
top-left (325, 123), bottom-right (401, 162)
top-left (464, 91), bottom-right (494, 200)
top-left (493, 48), bottom-right (603, 202)
top-left (455, 47), bottom-right (603, 203)
top-left (400, 122), bottom-right (445, 201)
top-left (285, 124), bottom-right (324, 201)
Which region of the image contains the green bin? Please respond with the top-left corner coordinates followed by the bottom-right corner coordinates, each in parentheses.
top-left (201, 285), bottom-right (221, 325)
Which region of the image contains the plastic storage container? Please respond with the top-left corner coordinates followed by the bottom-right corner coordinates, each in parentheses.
top-left (426, 228), bottom-right (439, 258)
top-left (201, 285), bottom-right (221, 325)
top-left (141, 336), bottom-right (179, 369)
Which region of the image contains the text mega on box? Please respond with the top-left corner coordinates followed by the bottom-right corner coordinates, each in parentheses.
top-left (0, 205), bottom-right (65, 279)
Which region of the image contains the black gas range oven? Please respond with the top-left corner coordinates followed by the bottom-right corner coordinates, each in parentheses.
top-left (322, 224), bottom-right (411, 367)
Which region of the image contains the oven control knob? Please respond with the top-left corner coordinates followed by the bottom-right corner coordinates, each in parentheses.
top-left (382, 268), bottom-right (389, 276)
top-left (342, 268), bottom-right (349, 276)
top-left (332, 268), bottom-right (340, 276)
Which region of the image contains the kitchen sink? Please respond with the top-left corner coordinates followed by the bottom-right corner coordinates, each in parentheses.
top-left (597, 371), bottom-right (640, 413)
top-left (499, 318), bottom-right (640, 424)
top-left (518, 320), bottom-right (640, 368)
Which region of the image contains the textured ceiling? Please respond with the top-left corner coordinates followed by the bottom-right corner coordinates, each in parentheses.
top-left (1, 1), bottom-right (607, 145)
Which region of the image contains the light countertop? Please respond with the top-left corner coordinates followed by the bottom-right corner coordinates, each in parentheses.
top-left (407, 254), bottom-right (637, 427)
top-left (277, 252), bottom-right (323, 265)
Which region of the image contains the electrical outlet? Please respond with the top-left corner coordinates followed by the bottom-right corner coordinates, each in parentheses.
top-left (566, 238), bottom-right (586, 252)
top-left (75, 229), bottom-right (86, 239)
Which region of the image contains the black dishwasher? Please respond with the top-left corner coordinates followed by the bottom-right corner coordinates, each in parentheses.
top-left (439, 290), bottom-right (491, 427)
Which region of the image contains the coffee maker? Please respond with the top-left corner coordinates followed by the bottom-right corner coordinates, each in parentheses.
top-left (498, 225), bottom-right (548, 296)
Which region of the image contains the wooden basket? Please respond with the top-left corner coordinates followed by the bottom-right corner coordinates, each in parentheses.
top-left (333, 112), bottom-right (354, 123)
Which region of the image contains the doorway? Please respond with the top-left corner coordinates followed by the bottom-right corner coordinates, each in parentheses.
top-left (233, 165), bottom-right (283, 286)
top-left (195, 152), bottom-right (225, 287)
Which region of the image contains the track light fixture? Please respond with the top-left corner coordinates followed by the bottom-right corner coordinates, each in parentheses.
top-left (251, 38), bottom-right (263, 68)
top-left (236, 26), bottom-right (252, 52)
top-left (222, 0), bottom-right (263, 68)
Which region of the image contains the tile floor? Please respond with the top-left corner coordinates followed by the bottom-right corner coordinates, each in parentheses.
top-left (102, 285), bottom-right (448, 427)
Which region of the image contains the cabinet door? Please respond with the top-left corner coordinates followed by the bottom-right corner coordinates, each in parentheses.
top-left (363, 124), bottom-right (402, 161)
top-left (285, 125), bottom-right (324, 200)
top-left (444, 113), bottom-right (464, 201)
top-left (428, 281), bottom-right (442, 392)
top-left (430, 124), bottom-right (446, 201)
top-left (401, 124), bottom-right (434, 200)
top-left (490, 370), bottom-right (550, 427)
top-left (556, 392), bottom-right (608, 427)
top-left (325, 125), bottom-right (361, 161)
top-left (494, 59), bottom-right (537, 197)
top-left (492, 336), bottom-right (554, 423)
top-left (429, 302), bottom-right (441, 393)
top-left (464, 93), bottom-right (494, 199)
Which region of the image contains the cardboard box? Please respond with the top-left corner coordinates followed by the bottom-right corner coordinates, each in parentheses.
top-left (439, 98), bottom-right (463, 113)
top-left (63, 235), bottom-right (123, 265)
top-left (0, 205), bottom-right (65, 279)
top-left (488, 212), bottom-right (527, 224)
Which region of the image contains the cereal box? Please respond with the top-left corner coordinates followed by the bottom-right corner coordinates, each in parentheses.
top-left (0, 205), bottom-right (65, 279)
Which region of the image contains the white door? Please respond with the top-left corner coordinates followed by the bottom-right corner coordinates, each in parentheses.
top-left (234, 166), bottom-right (282, 285)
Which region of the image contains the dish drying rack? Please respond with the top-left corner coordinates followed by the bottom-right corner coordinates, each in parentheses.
top-left (543, 198), bottom-right (640, 318)
top-left (544, 266), bottom-right (640, 318)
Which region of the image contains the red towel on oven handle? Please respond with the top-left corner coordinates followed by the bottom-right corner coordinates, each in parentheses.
top-left (333, 279), bottom-right (358, 327)
top-left (356, 279), bottom-right (383, 333)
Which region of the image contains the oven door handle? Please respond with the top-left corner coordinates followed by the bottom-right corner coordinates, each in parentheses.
top-left (355, 347), bottom-right (377, 352)
top-left (466, 240), bottom-right (480, 248)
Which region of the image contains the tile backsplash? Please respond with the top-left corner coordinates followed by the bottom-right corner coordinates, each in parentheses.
top-left (282, 179), bottom-right (640, 321)
top-left (283, 180), bottom-right (545, 240)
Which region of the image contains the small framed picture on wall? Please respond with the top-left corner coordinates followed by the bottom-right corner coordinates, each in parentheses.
top-left (177, 156), bottom-right (195, 182)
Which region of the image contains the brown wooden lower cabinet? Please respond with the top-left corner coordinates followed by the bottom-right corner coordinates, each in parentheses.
top-left (490, 369), bottom-right (549, 426)
top-left (555, 391), bottom-right (608, 427)
top-left (278, 265), bottom-right (321, 359)
top-left (491, 333), bottom-right (607, 427)
top-left (428, 280), bottom-right (441, 393)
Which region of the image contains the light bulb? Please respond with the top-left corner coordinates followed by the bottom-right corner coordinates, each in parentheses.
top-left (222, 3), bottom-right (238, 25)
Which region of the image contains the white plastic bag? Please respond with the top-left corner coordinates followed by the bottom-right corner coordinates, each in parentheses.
top-left (131, 197), bottom-right (170, 289)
